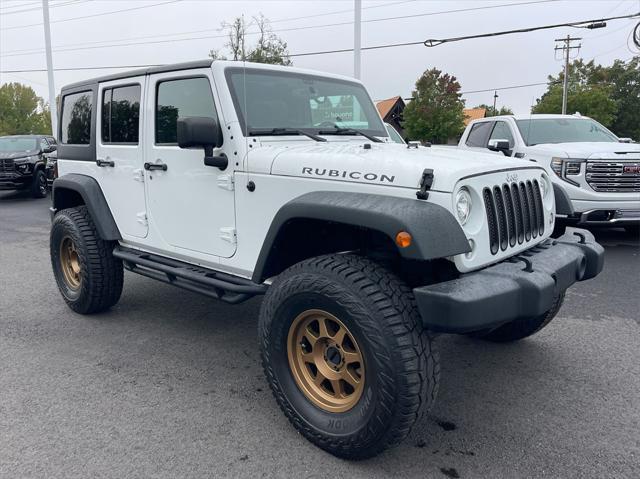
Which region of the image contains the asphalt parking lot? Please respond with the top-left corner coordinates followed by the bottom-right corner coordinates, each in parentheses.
top-left (1, 190), bottom-right (639, 479)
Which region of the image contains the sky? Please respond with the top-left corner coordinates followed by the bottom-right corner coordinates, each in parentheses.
top-left (1, 0), bottom-right (638, 116)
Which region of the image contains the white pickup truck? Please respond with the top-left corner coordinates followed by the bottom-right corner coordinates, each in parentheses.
top-left (458, 114), bottom-right (640, 235)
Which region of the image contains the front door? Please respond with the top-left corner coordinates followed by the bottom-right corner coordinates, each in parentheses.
top-left (96, 77), bottom-right (148, 238)
top-left (144, 71), bottom-right (236, 258)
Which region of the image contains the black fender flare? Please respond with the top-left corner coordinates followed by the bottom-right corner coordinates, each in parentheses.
top-left (252, 191), bottom-right (470, 282)
top-left (553, 183), bottom-right (574, 216)
top-left (51, 174), bottom-right (121, 240)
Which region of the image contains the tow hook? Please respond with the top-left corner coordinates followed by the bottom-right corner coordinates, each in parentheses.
top-left (416, 168), bottom-right (434, 200)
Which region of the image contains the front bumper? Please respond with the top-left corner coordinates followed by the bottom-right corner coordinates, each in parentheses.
top-left (0, 174), bottom-right (31, 190)
top-left (413, 227), bottom-right (604, 333)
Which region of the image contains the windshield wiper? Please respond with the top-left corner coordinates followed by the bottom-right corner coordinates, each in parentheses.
top-left (317, 125), bottom-right (382, 143)
top-left (248, 127), bottom-right (326, 142)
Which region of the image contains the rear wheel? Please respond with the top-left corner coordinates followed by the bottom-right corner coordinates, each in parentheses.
top-left (31, 170), bottom-right (47, 198)
top-left (472, 292), bottom-right (565, 342)
top-left (50, 206), bottom-right (123, 314)
top-left (259, 254), bottom-right (439, 459)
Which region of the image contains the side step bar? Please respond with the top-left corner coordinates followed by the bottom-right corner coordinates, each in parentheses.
top-left (113, 247), bottom-right (267, 304)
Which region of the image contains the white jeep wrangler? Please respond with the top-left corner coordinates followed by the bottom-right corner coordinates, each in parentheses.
top-left (50, 60), bottom-right (604, 459)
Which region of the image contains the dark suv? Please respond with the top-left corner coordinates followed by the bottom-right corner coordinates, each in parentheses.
top-left (0, 135), bottom-right (57, 198)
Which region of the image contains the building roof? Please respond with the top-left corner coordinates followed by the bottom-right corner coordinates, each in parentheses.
top-left (463, 108), bottom-right (486, 126)
top-left (376, 96), bottom-right (404, 119)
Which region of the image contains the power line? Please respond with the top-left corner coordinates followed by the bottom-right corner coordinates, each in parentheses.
top-left (0, 0), bottom-right (89, 15)
top-left (423, 11), bottom-right (640, 46)
top-left (0, 0), bottom-right (183, 31)
top-left (0, 0), bottom-right (557, 57)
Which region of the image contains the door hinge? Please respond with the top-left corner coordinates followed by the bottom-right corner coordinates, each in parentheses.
top-left (220, 227), bottom-right (237, 244)
top-left (136, 212), bottom-right (148, 226)
top-left (133, 168), bottom-right (145, 182)
top-left (217, 174), bottom-right (234, 191)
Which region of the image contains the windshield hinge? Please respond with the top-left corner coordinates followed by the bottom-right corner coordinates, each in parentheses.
top-left (217, 174), bottom-right (234, 191)
top-left (416, 168), bottom-right (434, 200)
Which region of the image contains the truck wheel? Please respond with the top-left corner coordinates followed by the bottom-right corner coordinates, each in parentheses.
top-left (50, 206), bottom-right (123, 314)
top-left (31, 170), bottom-right (47, 198)
top-left (473, 292), bottom-right (565, 343)
top-left (259, 254), bottom-right (439, 459)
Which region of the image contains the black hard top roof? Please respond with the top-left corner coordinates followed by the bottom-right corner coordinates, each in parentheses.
top-left (60, 59), bottom-right (214, 91)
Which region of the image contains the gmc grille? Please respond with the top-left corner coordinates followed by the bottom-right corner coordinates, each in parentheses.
top-left (0, 159), bottom-right (15, 174)
top-left (586, 162), bottom-right (640, 193)
top-left (483, 180), bottom-right (544, 255)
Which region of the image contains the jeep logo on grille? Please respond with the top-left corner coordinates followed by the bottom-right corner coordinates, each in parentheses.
top-left (623, 165), bottom-right (640, 174)
top-left (506, 173), bottom-right (518, 183)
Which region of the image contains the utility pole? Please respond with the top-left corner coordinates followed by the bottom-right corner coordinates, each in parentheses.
top-left (554, 35), bottom-right (581, 115)
top-left (492, 90), bottom-right (498, 114)
top-left (42, 0), bottom-right (57, 137)
top-left (353, 0), bottom-right (362, 80)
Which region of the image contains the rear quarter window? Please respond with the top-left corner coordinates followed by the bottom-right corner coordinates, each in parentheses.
top-left (60, 91), bottom-right (93, 144)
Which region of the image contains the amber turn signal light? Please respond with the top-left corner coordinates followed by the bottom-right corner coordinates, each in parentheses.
top-left (395, 231), bottom-right (412, 248)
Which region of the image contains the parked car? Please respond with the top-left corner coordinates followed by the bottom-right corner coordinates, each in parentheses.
top-left (458, 114), bottom-right (640, 235)
top-left (0, 134), bottom-right (57, 198)
top-left (49, 60), bottom-right (603, 459)
top-left (45, 148), bottom-right (58, 189)
top-left (384, 122), bottom-right (405, 144)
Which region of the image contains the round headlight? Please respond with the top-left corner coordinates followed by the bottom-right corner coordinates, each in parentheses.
top-left (455, 188), bottom-right (472, 225)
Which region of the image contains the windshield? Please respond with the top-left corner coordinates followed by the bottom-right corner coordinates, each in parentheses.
top-left (385, 124), bottom-right (405, 144)
top-left (516, 118), bottom-right (617, 145)
top-left (0, 137), bottom-right (38, 152)
top-left (226, 68), bottom-right (387, 137)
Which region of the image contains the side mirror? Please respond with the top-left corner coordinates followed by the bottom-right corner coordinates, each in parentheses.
top-left (43, 145), bottom-right (57, 154)
top-left (487, 139), bottom-right (512, 156)
top-left (177, 116), bottom-right (227, 170)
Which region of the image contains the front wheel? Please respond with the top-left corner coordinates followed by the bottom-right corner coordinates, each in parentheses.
top-left (472, 292), bottom-right (565, 343)
top-left (259, 254), bottom-right (439, 459)
top-left (31, 170), bottom-right (47, 198)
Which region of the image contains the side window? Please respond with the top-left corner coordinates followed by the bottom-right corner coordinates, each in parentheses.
top-left (60, 91), bottom-right (93, 144)
top-left (465, 121), bottom-right (493, 147)
top-left (489, 121), bottom-right (515, 148)
top-left (102, 84), bottom-right (141, 144)
top-left (155, 77), bottom-right (217, 145)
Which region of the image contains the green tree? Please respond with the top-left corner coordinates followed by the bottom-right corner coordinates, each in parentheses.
top-left (0, 82), bottom-right (51, 135)
top-left (403, 68), bottom-right (465, 144)
top-left (531, 59), bottom-right (618, 128)
top-left (606, 57), bottom-right (639, 140)
top-left (473, 103), bottom-right (514, 117)
top-left (209, 14), bottom-right (292, 66)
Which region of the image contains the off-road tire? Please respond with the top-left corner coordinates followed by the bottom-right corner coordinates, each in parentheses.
top-left (259, 254), bottom-right (439, 460)
top-left (50, 206), bottom-right (123, 314)
top-left (473, 292), bottom-right (565, 343)
top-left (31, 169), bottom-right (47, 198)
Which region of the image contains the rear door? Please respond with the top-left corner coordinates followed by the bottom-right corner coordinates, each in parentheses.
top-left (96, 77), bottom-right (148, 238)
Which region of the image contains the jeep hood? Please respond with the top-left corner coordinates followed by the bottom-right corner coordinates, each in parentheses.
top-left (529, 141), bottom-right (640, 160)
top-left (0, 151), bottom-right (36, 160)
top-left (258, 141), bottom-right (539, 192)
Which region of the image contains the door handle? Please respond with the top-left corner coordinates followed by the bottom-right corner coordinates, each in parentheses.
top-left (96, 158), bottom-right (114, 167)
top-left (144, 161), bottom-right (168, 171)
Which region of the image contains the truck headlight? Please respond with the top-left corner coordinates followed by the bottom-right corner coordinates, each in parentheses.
top-left (455, 188), bottom-right (472, 225)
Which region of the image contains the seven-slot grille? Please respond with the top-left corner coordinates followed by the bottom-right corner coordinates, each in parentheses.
top-left (586, 162), bottom-right (640, 192)
top-left (483, 180), bottom-right (545, 255)
top-left (0, 159), bottom-right (15, 174)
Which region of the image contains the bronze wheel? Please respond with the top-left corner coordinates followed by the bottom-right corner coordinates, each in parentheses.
top-left (287, 309), bottom-right (365, 413)
top-left (59, 235), bottom-right (82, 290)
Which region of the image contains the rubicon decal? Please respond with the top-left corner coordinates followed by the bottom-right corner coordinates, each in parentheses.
top-left (302, 167), bottom-right (395, 183)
